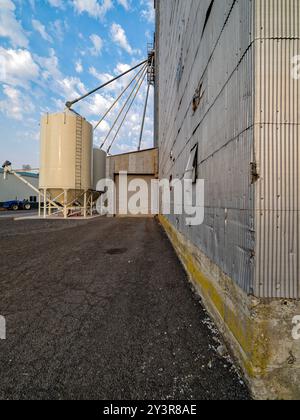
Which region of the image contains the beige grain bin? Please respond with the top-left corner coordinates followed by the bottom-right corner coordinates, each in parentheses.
top-left (93, 148), bottom-right (107, 191)
top-left (39, 110), bottom-right (93, 206)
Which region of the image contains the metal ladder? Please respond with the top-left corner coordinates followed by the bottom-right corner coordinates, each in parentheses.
top-left (147, 43), bottom-right (155, 86)
top-left (75, 116), bottom-right (83, 191)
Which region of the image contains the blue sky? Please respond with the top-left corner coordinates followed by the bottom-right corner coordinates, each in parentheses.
top-left (0, 0), bottom-right (155, 169)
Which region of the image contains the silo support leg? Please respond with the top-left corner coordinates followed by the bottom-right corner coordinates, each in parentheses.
top-left (43, 190), bottom-right (47, 219)
top-left (63, 190), bottom-right (68, 219)
top-left (84, 192), bottom-right (87, 218)
top-left (90, 195), bottom-right (93, 216)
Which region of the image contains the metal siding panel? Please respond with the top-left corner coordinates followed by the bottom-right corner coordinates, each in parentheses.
top-left (254, 1), bottom-right (300, 298)
top-left (157, 0), bottom-right (255, 294)
top-left (255, 0), bottom-right (300, 39)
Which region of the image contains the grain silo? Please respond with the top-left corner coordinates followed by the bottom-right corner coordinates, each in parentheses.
top-left (39, 110), bottom-right (105, 218)
top-left (93, 148), bottom-right (107, 191)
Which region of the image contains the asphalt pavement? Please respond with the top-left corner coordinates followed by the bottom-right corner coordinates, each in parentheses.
top-left (0, 210), bottom-right (38, 218)
top-left (0, 217), bottom-right (250, 400)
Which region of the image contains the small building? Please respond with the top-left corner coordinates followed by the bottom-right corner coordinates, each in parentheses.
top-left (0, 168), bottom-right (39, 205)
top-left (107, 148), bottom-right (158, 216)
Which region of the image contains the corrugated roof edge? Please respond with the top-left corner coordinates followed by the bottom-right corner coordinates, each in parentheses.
top-left (108, 147), bottom-right (158, 158)
top-left (0, 168), bottom-right (39, 179)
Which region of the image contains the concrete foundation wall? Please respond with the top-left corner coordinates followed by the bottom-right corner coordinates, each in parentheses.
top-left (159, 215), bottom-right (300, 399)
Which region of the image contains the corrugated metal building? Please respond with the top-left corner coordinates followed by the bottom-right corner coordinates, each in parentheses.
top-left (155, 0), bottom-right (300, 399)
top-left (0, 169), bottom-right (39, 204)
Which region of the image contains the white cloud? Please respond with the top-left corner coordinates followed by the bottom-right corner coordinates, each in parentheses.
top-left (141, 0), bottom-right (155, 23)
top-left (47, 0), bottom-right (65, 8)
top-left (110, 23), bottom-right (134, 55)
top-left (35, 48), bottom-right (60, 81)
top-left (75, 59), bottom-right (83, 73)
top-left (117, 0), bottom-right (130, 11)
top-left (89, 66), bottom-right (109, 82)
top-left (32, 19), bottom-right (53, 43)
top-left (89, 62), bottom-right (137, 93)
top-left (113, 62), bottom-right (136, 86)
top-left (28, 0), bottom-right (36, 10)
top-left (91, 118), bottom-right (110, 135)
top-left (89, 34), bottom-right (103, 56)
top-left (34, 49), bottom-right (86, 103)
top-left (57, 76), bottom-right (86, 101)
top-left (49, 20), bottom-right (66, 42)
top-left (89, 67), bottom-right (116, 91)
top-left (79, 92), bottom-right (113, 117)
top-left (0, 0), bottom-right (29, 47)
top-left (0, 84), bottom-right (35, 120)
top-left (145, 29), bottom-right (153, 42)
top-left (115, 143), bottom-right (132, 153)
top-left (72, 0), bottom-right (113, 20)
top-left (114, 62), bottom-right (131, 75)
top-left (0, 47), bottom-right (39, 88)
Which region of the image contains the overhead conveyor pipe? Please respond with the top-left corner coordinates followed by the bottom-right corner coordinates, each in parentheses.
top-left (138, 55), bottom-right (154, 151)
top-left (100, 64), bottom-right (148, 150)
top-left (65, 59), bottom-right (148, 109)
top-left (107, 69), bottom-right (148, 155)
top-left (94, 64), bottom-right (146, 132)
